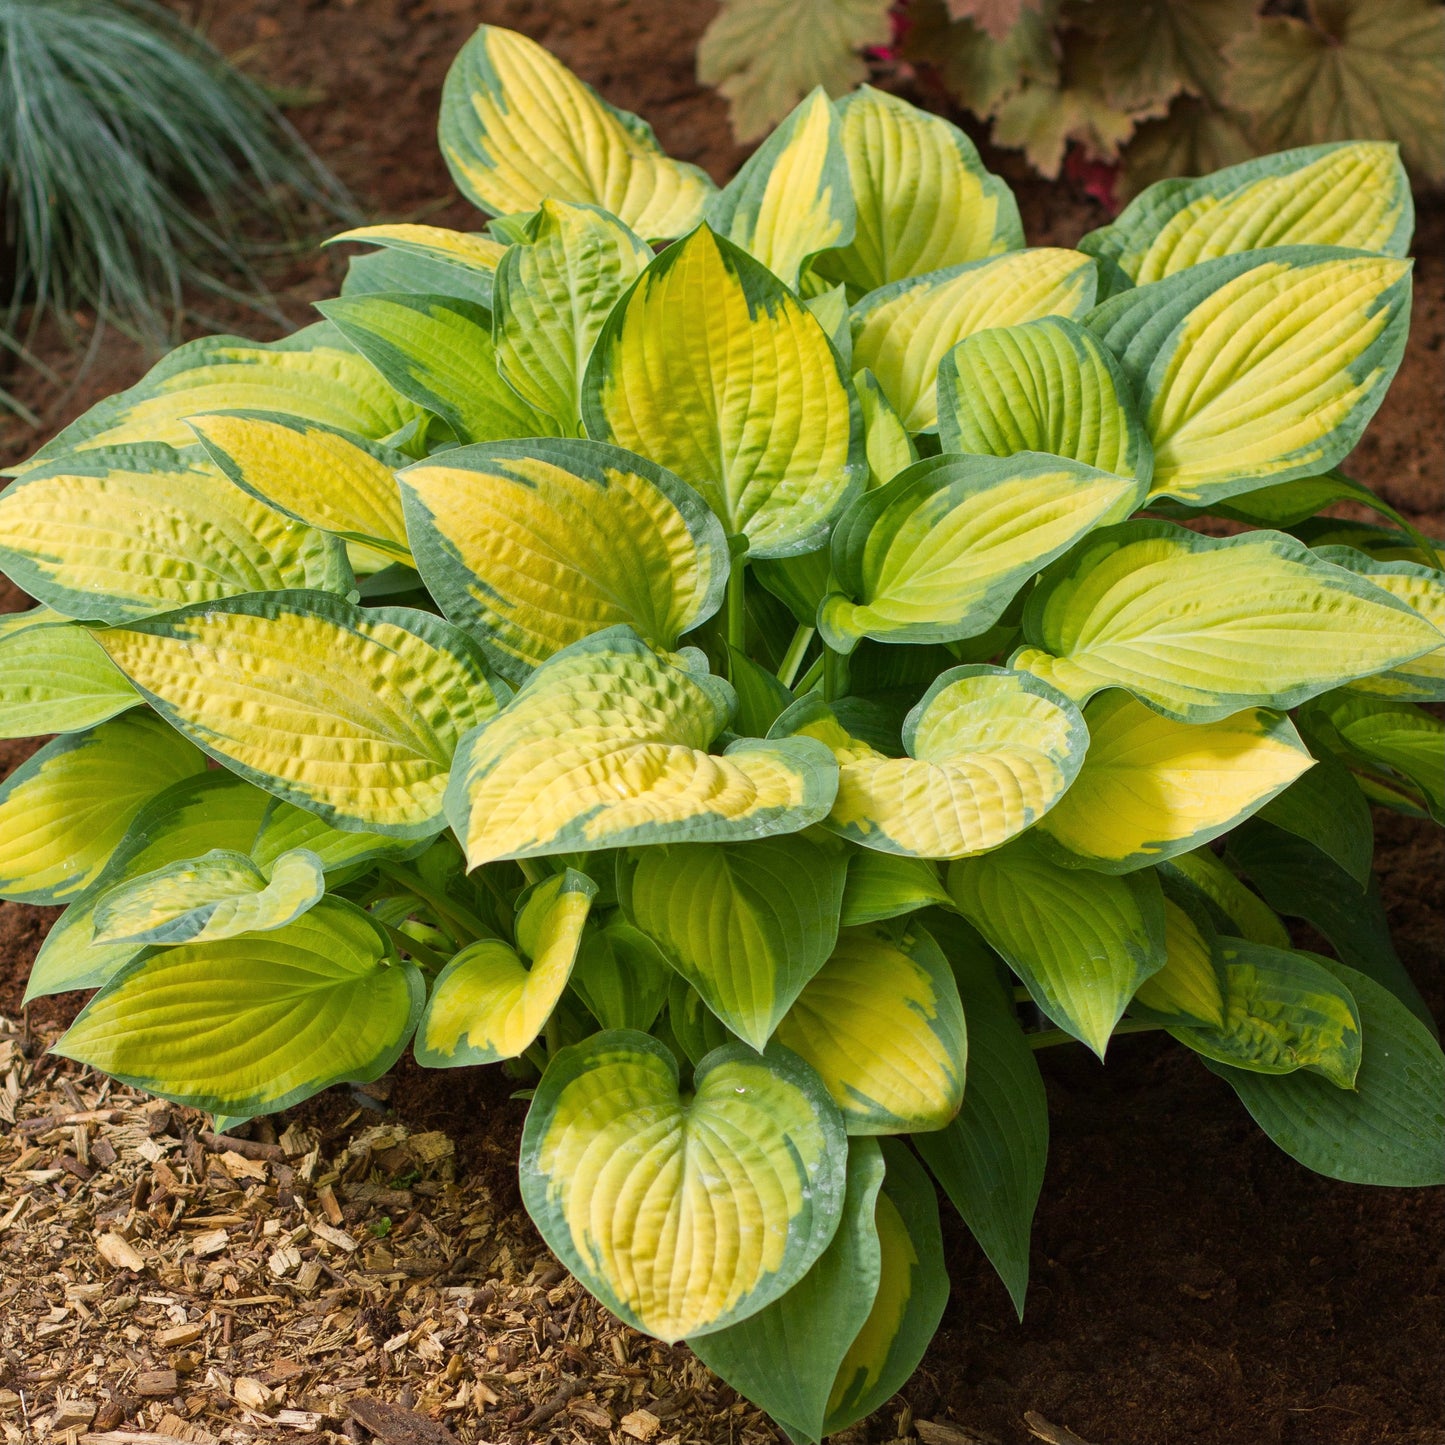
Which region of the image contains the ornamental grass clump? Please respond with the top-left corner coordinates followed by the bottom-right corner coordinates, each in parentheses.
top-left (2, 25), bottom-right (1443, 1437)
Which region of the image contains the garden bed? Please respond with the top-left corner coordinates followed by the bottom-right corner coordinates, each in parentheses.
top-left (1, 3), bottom-right (1442, 1443)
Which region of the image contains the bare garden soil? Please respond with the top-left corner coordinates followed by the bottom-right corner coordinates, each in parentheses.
top-left (1, 3), bottom-right (1442, 1443)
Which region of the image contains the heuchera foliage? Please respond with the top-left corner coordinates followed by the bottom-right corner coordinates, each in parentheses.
top-left (3, 25), bottom-right (1443, 1436)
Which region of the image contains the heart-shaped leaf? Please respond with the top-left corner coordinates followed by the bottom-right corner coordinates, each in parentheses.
top-left (1036, 693), bottom-right (1313, 871)
top-left (1013, 521), bottom-right (1444, 721)
top-left (1131, 896), bottom-right (1227, 1030)
top-left (819, 453), bottom-right (1141, 653)
top-left (520, 1030), bottom-right (847, 1341)
top-left (582, 225), bottom-right (865, 558)
top-left (326, 223), bottom-right (505, 303)
top-left (99, 591), bottom-right (504, 837)
top-left (415, 870), bottom-right (597, 1067)
top-left (445, 627), bottom-right (837, 865)
top-left (399, 438), bottom-right (728, 683)
top-left (839, 851), bottom-right (950, 927)
top-left (775, 667), bottom-right (1087, 859)
top-left (0, 607), bottom-right (138, 738)
top-left (618, 833), bottom-right (846, 1050)
top-left (774, 923), bottom-right (967, 1134)
top-left (570, 918), bottom-right (672, 1033)
top-left (55, 898), bottom-right (423, 1117)
top-left (1304, 692), bottom-right (1444, 820)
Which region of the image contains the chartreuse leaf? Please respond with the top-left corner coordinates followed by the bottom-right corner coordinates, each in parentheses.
top-left (1204, 958), bottom-right (1445, 1188)
top-left (9, 325), bottom-right (424, 474)
top-left (937, 316), bottom-right (1153, 485)
top-left (327, 223), bottom-right (505, 301)
top-left (1088, 248), bottom-right (1412, 507)
top-left (1013, 522), bottom-right (1444, 721)
top-left (691, 1137), bottom-right (886, 1445)
top-left (812, 85), bottom-right (1023, 297)
top-left (187, 412), bottom-right (412, 564)
top-left (1159, 846), bottom-right (1291, 951)
top-left (819, 454), bottom-right (1141, 654)
top-left (399, 439), bottom-right (728, 684)
top-left (823, 1138), bottom-right (948, 1436)
top-left (775, 668), bottom-right (1086, 859)
top-left (0, 608), bottom-right (138, 737)
top-left (1081, 142), bottom-right (1414, 298)
top-left (1131, 897), bottom-right (1226, 1030)
top-left (706, 88), bottom-right (854, 290)
top-left (316, 293), bottom-right (556, 445)
top-left (25, 772), bottom-right (273, 1001)
top-left (582, 226), bottom-right (865, 558)
top-left (1036, 693), bottom-right (1313, 872)
top-left (1258, 748), bottom-right (1373, 888)
top-left (439, 25), bottom-right (713, 238)
top-left (55, 898), bottom-right (423, 1117)
top-left (914, 924), bottom-right (1047, 1317)
top-left (446, 627), bottom-right (837, 866)
top-left (0, 445), bottom-right (350, 624)
top-left (98, 592), bottom-right (503, 838)
top-left (570, 918), bottom-right (672, 1033)
top-left (618, 834), bottom-right (846, 1051)
top-left (248, 798), bottom-right (430, 875)
top-left (415, 870), bottom-right (597, 1067)
top-left (519, 1030), bottom-right (847, 1342)
top-left (856, 369), bottom-right (916, 489)
top-left (1312, 548), bottom-right (1445, 702)
top-left (774, 922), bottom-right (966, 1135)
top-left (1171, 940), bottom-right (1362, 1089)
top-left (494, 202), bottom-right (652, 431)
top-left (1307, 692), bottom-right (1445, 821)
top-left (0, 712), bottom-right (204, 905)
top-left (92, 848), bottom-right (326, 946)
top-left (850, 249), bottom-right (1097, 432)
top-left (948, 835), bottom-right (1167, 1057)
top-left (839, 851), bottom-right (950, 927)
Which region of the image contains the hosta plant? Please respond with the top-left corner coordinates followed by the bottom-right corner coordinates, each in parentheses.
top-left (4, 25), bottom-right (1444, 1439)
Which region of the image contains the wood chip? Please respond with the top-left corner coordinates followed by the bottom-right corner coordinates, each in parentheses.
top-left (1024, 1414), bottom-right (1098, 1445)
top-left (155, 1323), bottom-right (203, 1348)
top-left (134, 1369), bottom-right (179, 1398)
top-left (95, 1232), bottom-right (146, 1272)
top-left (310, 1219), bottom-right (358, 1253)
top-left (189, 1228), bottom-right (228, 1258)
top-left (52, 1400), bottom-right (98, 1430)
top-left (918, 1423), bottom-right (1000, 1445)
top-left (348, 1395), bottom-right (461, 1444)
top-left (621, 1407), bottom-right (663, 1441)
top-left (232, 1377), bottom-right (274, 1412)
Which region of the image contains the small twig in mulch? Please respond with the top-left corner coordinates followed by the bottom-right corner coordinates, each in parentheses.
top-left (1024, 1411), bottom-right (1098, 1445)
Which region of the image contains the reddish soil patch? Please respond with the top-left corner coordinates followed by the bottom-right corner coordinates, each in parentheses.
top-left (1, 4), bottom-right (1442, 1443)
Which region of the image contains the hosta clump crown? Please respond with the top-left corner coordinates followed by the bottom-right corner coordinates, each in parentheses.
top-left (3, 25), bottom-right (1443, 1438)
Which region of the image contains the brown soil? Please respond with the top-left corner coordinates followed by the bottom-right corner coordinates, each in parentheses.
top-left (2, 3), bottom-right (1443, 1443)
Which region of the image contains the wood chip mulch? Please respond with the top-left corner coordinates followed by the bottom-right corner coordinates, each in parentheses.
top-left (0, 1014), bottom-right (817, 1445)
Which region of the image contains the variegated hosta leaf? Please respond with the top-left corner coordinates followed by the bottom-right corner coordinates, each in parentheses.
top-left (92, 847), bottom-right (326, 946)
top-left (775, 667), bottom-right (1086, 859)
top-left (690, 1137), bottom-right (887, 1445)
top-left (937, 316), bottom-right (1153, 485)
top-left (812, 85), bottom-right (1024, 297)
top-left (582, 225), bottom-right (865, 558)
top-left (248, 798), bottom-right (434, 876)
top-left (1161, 846), bottom-right (1292, 951)
top-left (1313, 547), bottom-right (1445, 701)
top-left (98, 592), bottom-right (504, 837)
top-left (494, 202), bottom-right (652, 431)
top-left (1305, 692), bottom-right (1445, 822)
top-left (1171, 940), bottom-right (1363, 1090)
top-left (774, 923), bottom-right (966, 1134)
top-left (1013, 522), bottom-right (1445, 721)
top-left (1036, 693), bottom-right (1313, 872)
top-left (0, 712), bottom-right (205, 906)
top-left (55, 899), bottom-right (423, 1117)
top-left (819, 453), bottom-right (1142, 653)
top-left (446, 627), bottom-right (837, 866)
top-left (570, 918), bottom-right (672, 1033)
top-left (667, 971), bottom-right (737, 1067)
top-left (839, 851), bottom-right (950, 927)
top-left (25, 772), bottom-right (274, 1001)
top-left (519, 1030), bottom-right (847, 1342)
top-left (1088, 247), bottom-right (1412, 507)
top-left (415, 870), bottom-right (597, 1067)
top-left (9, 324), bottom-right (424, 474)
top-left (188, 412), bottom-right (412, 564)
top-left (317, 292), bottom-right (557, 445)
top-left (1082, 142), bottom-right (1414, 298)
top-left (856, 369), bottom-right (917, 489)
top-left (705, 88), bottom-right (854, 290)
top-left (617, 833), bottom-right (847, 1051)
top-left (0, 445), bottom-right (350, 625)
top-left (1132, 896), bottom-right (1226, 1030)
top-left (327, 223), bottom-right (506, 303)
top-left (0, 607), bottom-right (138, 737)
top-left (849, 248), bottom-right (1097, 432)
top-left (948, 835), bottom-right (1167, 1057)
top-left (439, 25), bottom-right (713, 238)
top-left (399, 439), bottom-right (729, 683)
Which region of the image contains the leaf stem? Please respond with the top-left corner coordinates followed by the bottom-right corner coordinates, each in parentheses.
top-left (379, 863), bottom-right (489, 943)
top-left (544, 1012), bottom-right (562, 1058)
top-left (726, 549), bottom-right (748, 656)
top-left (380, 920), bottom-right (447, 974)
top-left (518, 859), bottom-right (547, 887)
top-left (793, 654), bottom-right (825, 695)
top-left (822, 647), bottom-right (849, 703)
top-left (1026, 1018), bottom-right (1165, 1051)
top-left (776, 625), bottom-right (815, 689)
